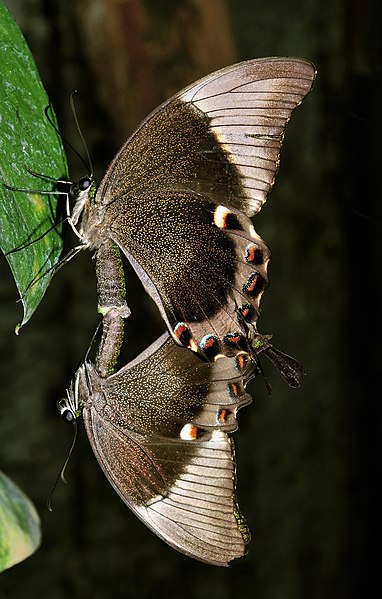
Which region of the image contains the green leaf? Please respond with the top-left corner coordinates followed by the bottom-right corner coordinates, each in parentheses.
top-left (0, 470), bottom-right (41, 572)
top-left (0, 2), bottom-right (68, 330)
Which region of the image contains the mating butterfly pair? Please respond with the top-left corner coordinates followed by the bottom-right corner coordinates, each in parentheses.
top-left (57, 57), bottom-right (315, 566)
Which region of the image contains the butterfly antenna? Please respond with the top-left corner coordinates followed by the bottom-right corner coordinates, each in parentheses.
top-left (69, 92), bottom-right (94, 177)
top-left (45, 101), bottom-right (92, 176)
top-left (47, 420), bottom-right (78, 512)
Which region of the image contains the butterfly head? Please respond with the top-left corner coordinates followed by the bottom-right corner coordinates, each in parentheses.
top-left (57, 361), bottom-right (102, 427)
top-left (57, 387), bottom-right (81, 424)
top-left (57, 362), bottom-right (92, 424)
top-left (69, 175), bottom-right (96, 227)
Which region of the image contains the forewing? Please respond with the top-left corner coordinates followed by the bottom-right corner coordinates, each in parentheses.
top-left (96, 57), bottom-right (315, 217)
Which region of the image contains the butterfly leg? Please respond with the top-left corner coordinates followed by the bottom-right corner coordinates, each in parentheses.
top-left (95, 239), bottom-right (131, 376)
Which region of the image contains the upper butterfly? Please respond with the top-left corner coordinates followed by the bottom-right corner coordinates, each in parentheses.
top-left (69, 57), bottom-right (315, 362)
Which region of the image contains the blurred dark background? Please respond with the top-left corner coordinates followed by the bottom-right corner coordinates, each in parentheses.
top-left (0, 0), bottom-right (381, 597)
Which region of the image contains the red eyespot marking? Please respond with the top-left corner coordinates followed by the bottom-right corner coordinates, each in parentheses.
top-left (174, 322), bottom-right (192, 347)
top-left (245, 243), bottom-right (262, 264)
top-left (243, 272), bottom-right (263, 295)
top-left (224, 332), bottom-right (244, 349)
top-left (218, 408), bottom-right (228, 423)
top-left (180, 423), bottom-right (198, 440)
top-left (200, 335), bottom-right (217, 349)
top-left (236, 353), bottom-right (247, 372)
top-left (245, 244), bottom-right (256, 262)
top-left (200, 334), bottom-right (220, 358)
top-left (229, 382), bottom-right (238, 397)
top-left (238, 303), bottom-right (256, 322)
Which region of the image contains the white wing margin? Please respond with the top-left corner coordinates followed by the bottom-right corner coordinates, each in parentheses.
top-left (180, 57), bottom-right (316, 216)
top-left (135, 431), bottom-right (248, 566)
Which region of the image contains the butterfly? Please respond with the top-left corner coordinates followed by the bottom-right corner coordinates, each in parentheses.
top-left (58, 331), bottom-right (259, 566)
top-left (54, 58), bottom-right (315, 563)
top-left (65, 57), bottom-right (315, 370)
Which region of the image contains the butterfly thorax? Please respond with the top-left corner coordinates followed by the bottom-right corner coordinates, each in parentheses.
top-left (76, 362), bottom-right (106, 411)
top-left (79, 195), bottom-right (109, 249)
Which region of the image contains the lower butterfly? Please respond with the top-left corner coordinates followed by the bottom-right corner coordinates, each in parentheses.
top-left (59, 332), bottom-right (259, 566)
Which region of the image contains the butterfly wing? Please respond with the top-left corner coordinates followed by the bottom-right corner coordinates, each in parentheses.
top-left (106, 193), bottom-right (270, 358)
top-left (78, 333), bottom-right (255, 565)
top-left (95, 57), bottom-right (315, 217)
top-left (84, 58), bottom-right (315, 359)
